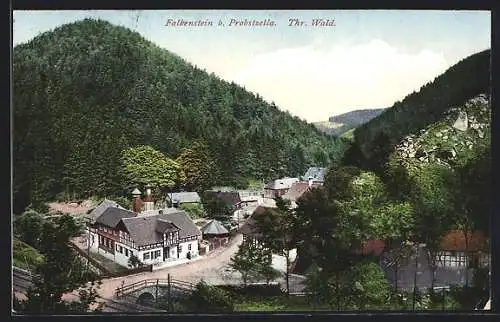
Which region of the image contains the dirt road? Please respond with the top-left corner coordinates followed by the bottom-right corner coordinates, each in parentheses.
top-left (81, 233), bottom-right (243, 300)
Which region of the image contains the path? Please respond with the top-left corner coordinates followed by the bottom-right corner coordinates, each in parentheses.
top-left (68, 233), bottom-right (244, 302)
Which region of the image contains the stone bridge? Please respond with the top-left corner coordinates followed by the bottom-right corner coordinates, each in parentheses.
top-left (115, 277), bottom-right (196, 307)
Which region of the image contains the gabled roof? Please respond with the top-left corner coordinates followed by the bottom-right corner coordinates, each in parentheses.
top-left (238, 190), bottom-right (262, 202)
top-left (201, 220), bottom-right (229, 235)
top-left (86, 199), bottom-right (125, 223)
top-left (167, 192), bottom-right (201, 204)
top-left (282, 182), bottom-right (311, 202)
top-left (303, 167), bottom-right (326, 182)
top-left (162, 210), bottom-right (202, 239)
top-left (264, 177), bottom-right (299, 190)
top-left (439, 230), bottom-right (488, 252)
top-left (95, 207), bottom-right (136, 228)
top-left (120, 210), bottom-right (201, 247)
top-left (155, 219), bottom-right (180, 234)
top-left (203, 191), bottom-right (242, 208)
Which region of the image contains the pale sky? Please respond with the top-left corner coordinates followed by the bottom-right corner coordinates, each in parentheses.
top-left (13, 10), bottom-right (491, 122)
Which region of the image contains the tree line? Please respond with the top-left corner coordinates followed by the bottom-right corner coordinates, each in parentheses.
top-left (13, 18), bottom-right (348, 214)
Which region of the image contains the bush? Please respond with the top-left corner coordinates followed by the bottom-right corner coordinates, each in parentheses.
top-left (187, 281), bottom-right (235, 312)
top-left (14, 210), bottom-right (46, 249)
top-left (113, 196), bottom-right (132, 210)
top-left (341, 260), bottom-right (392, 309)
top-left (220, 284), bottom-right (283, 297)
top-left (12, 238), bottom-right (45, 270)
top-left (180, 203), bottom-right (205, 219)
top-left (128, 254), bottom-right (144, 268)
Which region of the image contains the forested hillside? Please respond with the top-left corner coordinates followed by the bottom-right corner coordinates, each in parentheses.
top-left (329, 108), bottom-right (386, 125)
top-left (352, 49), bottom-right (490, 164)
top-left (314, 108), bottom-right (385, 136)
top-left (13, 18), bottom-right (347, 213)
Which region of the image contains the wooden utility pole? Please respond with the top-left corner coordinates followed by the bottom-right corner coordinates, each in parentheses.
top-left (167, 273), bottom-right (172, 312)
top-left (155, 279), bottom-right (159, 307)
top-left (87, 218), bottom-right (91, 272)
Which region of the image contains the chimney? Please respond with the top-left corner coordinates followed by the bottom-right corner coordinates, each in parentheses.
top-left (143, 186), bottom-right (154, 211)
top-left (131, 188), bottom-right (142, 214)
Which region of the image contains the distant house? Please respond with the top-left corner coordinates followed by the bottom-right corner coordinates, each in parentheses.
top-left (237, 190), bottom-right (263, 207)
top-left (203, 190), bottom-right (242, 211)
top-left (436, 230), bottom-right (489, 268)
top-left (282, 182), bottom-right (320, 208)
top-left (302, 167), bottom-right (326, 184)
top-left (87, 191), bottom-right (202, 268)
top-left (165, 192), bottom-right (201, 207)
top-left (263, 177), bottom-right (299, 199)
top-left (380, 230), bottom-right (489, 291)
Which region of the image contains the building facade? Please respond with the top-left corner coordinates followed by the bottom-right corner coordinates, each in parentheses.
top-left (87, 205), bottom-right (202, 268)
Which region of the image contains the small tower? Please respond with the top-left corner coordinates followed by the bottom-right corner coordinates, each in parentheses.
top-left (143, 186), bottom-right (154, 211)
top-left (132, 188), bottom-right (143, 213)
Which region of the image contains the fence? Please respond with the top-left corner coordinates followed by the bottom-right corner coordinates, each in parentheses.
top-left (69, 242), bottom-right (110, 275)
top-left (69, 242), bottom-right (153, 278)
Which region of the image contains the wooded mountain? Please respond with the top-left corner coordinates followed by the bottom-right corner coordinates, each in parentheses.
top-left (350, 49), bottom-right (490, 164)
top-left (13, 18), bottom-right (348, 213)
top-left (329, 108), bottom-right (386, 125)
top-left (314, 108), bottom-right (385, 136)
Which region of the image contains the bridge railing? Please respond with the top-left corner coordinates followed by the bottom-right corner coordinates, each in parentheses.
top-left (115, 276), bottom-right (196, 298)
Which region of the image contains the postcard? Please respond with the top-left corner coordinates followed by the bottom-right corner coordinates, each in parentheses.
top-left (12, 9), bottom-right (491, 314)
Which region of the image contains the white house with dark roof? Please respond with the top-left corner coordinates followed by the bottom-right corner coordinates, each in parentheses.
top-left (165, 192), bottom-right (201, 207)
top-left (263, 177), bottom-right (299, 199)
top-left (87, 205), bottom-right (202, 268)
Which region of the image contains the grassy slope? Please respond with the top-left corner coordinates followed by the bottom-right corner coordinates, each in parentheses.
top-left (13, 238), bottom-right (44, 270)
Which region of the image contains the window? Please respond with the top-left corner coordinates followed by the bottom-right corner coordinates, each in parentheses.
top-left (188, 244), bottom-right (192, 251)
top-left (130, 250), bottom-right (133, 257)
top-left (436, 251), bottom-right (469, 268)
top-left (154, 250), bottom-right (161, 259)
top-left (143, 252), bottom-right (150, 260)
top-left (178, 245), bottom-right (182, 254)
top-left (124, 248), bottom-right (128, 256)
top-left (119, 245), bottom-right (123, 253)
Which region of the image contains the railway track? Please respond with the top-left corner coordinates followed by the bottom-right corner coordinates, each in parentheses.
top-left (12, 267), bottom-right (34, 293)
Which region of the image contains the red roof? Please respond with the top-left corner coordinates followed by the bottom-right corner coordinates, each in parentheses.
top-left (439, 230), bottom-right (488, 252)
top-left (282, 182), bottom-right (311, 202)
top-left (354, 240), bottom-right (386, 256)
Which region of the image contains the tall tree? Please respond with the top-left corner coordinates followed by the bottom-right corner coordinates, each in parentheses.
top-left (121, 145), bottom-right (185, 194)
top-left (175, 142), bottom-right (215, 192)
top-left (15, 214), bottom-right (102, 313)
top-left (294, 188), bottom-right (362, 309)
top-left (252, 197), bottom-right (295, 294)
top-left (409, 163), bottom-right (457, 290)
top-left (229, 240), bottom-right (266, 286)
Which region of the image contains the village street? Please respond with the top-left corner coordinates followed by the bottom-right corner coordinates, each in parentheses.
top-left (61, 230), bottom-right (305, 306)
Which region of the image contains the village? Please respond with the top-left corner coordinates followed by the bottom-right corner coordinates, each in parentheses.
top-left (31, 164), bottom-right (485, 312)
top-left (74, 167), bottom-right (327, 278)
top-left (12, 11), bottom-right (492, 314)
